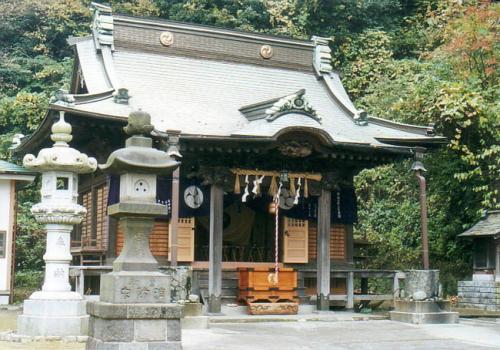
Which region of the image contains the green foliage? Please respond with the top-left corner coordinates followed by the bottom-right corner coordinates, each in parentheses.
top-left (430, 82), bottom-right (499, 209)
top-left (349, 1), bottom-right (498, 295)
top-left (13, 270), bottom-right (44, 303)
top-left (0, 92), bottom-right (48, 133)
top-left (332, 30), bottom-right (394, 99)
top-left (15, 187), bottom-right (45, 272)
top-left (0, 55), bottom-right (72, 97)
top-left (0, 0), bottom-right (91, 59)
top-left (151, 0), bottom-right (271, 32)
top-left (14, 271), bottom-right (44, 290)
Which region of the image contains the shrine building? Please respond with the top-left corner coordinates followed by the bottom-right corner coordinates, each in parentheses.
top-left (16, 5), bottom-right (445, 313)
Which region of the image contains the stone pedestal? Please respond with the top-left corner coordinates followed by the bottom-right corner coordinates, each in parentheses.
top-left (405, 269), bottom-right (440, 299)
top-left (100, 271), bottom-right (171, 304)
top-left (86, 302), bottom-right (182, 350)
top-left (181, 302), bottom-right (208, 329)
top-left (17, 298), bottom-right (88, 336)
top-left (390, 300), bottom-right (458, 324)
top-left (390, 269), bottom-right (458, 324)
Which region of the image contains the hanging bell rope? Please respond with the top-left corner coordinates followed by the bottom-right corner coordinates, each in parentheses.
top-left (268, 181), bottom-right (283, 286)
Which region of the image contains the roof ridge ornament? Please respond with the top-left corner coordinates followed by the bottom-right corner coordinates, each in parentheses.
top-left (311, 36), bottom-right (332, 76)
top-left (49, 89), bottom-right (75, 106)
top-left (265, 89), bottom-right (321, 123)
top-left (354, 110), bottom-right (368, 126)
top-left (113, 88), bottom-right (130, 104)
top-left (90, 2), bottom-right (114, 51)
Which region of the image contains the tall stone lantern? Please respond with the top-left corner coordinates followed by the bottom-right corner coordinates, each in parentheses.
top-left (17, 111), bottom-right (97, 336)
top-left (86, 110), bottom-right (182, 350)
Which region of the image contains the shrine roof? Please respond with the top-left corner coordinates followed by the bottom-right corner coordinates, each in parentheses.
top-left (22, 7), bottom-right (445, 154)
top-left (458, 210), bottom-right (500, 238)
top-left (0, 160), bottom-right (34, 175)
top-left (0, 160), bottom-right (36, 183)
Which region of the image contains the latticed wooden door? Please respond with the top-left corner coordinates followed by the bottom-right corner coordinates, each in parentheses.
top-left (169, 217), bottom-right (195, 262)
top-left (283, 217), bottom-right (308, 263)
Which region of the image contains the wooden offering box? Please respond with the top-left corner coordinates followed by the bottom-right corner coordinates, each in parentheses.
top-left (238, 267), bottom-right (299, 304)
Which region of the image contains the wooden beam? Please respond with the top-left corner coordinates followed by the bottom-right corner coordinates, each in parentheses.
top-left (208, 184), bottom-right (224, 314)
top-left (346, 224), bottom-right (354, 264)
top-left (316, 188), bottom-right (331, 311)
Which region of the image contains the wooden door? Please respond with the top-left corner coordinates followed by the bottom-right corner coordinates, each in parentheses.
top-left (283, 217), bottom-right (308, 263)
top-left (169, 217), bottom-right (195, 262)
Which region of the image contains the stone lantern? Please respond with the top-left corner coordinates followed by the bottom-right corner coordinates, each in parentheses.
top-left (17, 111), bottom-right (97, 336)
top-left (86, 110), bottom-right (182, 350)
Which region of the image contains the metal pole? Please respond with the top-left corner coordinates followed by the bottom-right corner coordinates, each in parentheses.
top-left (415, 170), bottom-right (430, 270)
top-left (170, 167), bottom-right (180, 267)
top-left (165, 130), bottom-right (182, 268)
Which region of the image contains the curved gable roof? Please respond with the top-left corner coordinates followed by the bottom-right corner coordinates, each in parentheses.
top-left (29, 8), bottom-right (445, 155)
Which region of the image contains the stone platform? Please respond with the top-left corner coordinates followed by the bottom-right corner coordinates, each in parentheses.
top-left (17, 299), bottom-right (89, 336)
top-left (390, 300), bottom-right (458, 324)
top-left (86, 301), bottom-right (182, 350)
top-left (458, 280), bottom-right (500, 311)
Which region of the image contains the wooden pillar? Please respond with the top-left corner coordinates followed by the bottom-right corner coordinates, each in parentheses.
top-left (170, 168), bottom-right (180, 267)
top-left (316, 188), bottom-right (331, 311)
top-left (208, 184), bottom-right (224, 314)
top-left (346, 271), bottom-right (354, 310)
top-left (106, 217), bottom-right (117, 259)
top-left (496, 243), bottom-right (500, 282)
top-left (78, 268), bottom-right (85, 296)
top-left (346, 225), bottom-right (354, 265)
top-left (393, 272), bottom-right (400, 301)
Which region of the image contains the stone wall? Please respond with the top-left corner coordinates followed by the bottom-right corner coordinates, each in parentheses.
top-left (457, 281), bottom-right (500, 311)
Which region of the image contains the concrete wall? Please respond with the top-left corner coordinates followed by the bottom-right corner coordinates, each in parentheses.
top-left (0, 179), bottom-right (14, 304)
top-left (458, 280), bottom-right (500, 311)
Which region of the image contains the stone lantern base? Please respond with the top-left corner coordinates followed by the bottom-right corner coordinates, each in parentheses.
top-left (390, 269), bottom-right (458, 324)
top-left (390, 300), bottom-right (458, 324)
top-left (86, 301), bottom-right (182, 350)
top-left (17, 292), bottom-right (89, 336)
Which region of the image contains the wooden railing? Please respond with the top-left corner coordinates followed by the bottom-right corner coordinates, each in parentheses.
top-left (71, 238), bottom-right (106, 252)
top-left (301, 269), bottom-right (406, 308)
top-left (71, 265), bottom-right (405, 309)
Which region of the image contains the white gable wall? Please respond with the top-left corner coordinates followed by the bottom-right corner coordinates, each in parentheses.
top-left (0, 179), bottom-right (14, 304)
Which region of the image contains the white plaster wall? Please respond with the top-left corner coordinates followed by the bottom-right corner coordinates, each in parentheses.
top-left (0, 179), bottom-right (13, 301)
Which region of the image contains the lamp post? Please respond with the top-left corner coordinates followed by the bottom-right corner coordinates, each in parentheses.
top-left (411, 147), bottom-right (429, 270)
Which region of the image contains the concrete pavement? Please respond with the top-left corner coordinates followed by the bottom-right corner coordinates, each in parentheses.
top-left (3, 306), bottom-right (500, 349)
top-left (184, 319), bottom-right (500, 349)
